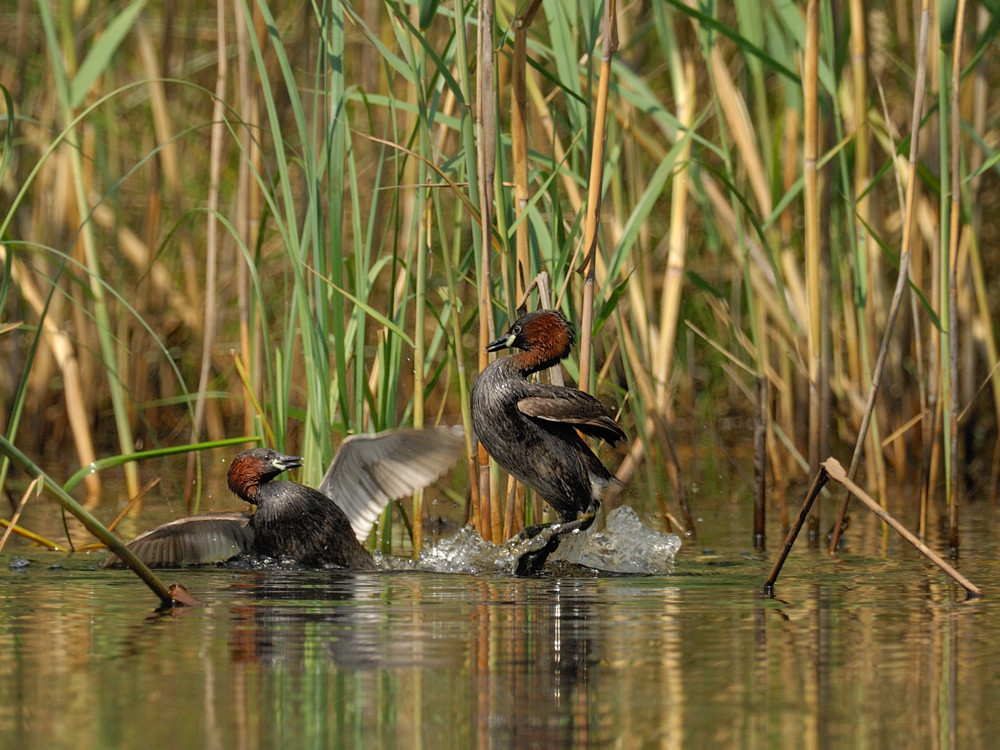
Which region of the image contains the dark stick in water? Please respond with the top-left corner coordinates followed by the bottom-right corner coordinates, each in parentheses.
top-left (764, 465), bottom-right (828, 596)
top-left (753, 377), bottom-right (767, 551)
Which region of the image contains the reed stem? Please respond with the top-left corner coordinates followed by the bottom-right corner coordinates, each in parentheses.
top-left (945, 0), bottom-right (969, 553)
top-left (39, 1), bottom-right (141, 501)
top-left (0, 435), bottom-right (185, 608)
top-left (829, 0), bottom-right (932, 553)
top-left (476, 0), bottom-right (498, 541)
top-left (578, 0), bottom-right (618, 394)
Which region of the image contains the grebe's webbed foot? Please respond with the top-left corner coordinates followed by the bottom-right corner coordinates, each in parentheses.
top-left (511, 510), bottom-right (597, 576)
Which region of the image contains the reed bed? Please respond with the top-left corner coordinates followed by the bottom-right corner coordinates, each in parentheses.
top-left (1, 0), bottom-right (998, 559)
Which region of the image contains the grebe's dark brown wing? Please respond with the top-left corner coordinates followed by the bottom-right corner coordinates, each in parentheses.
top-left (103, 512), bottom-right (254, 568)
top-left (517, 387), bottom-right (626, 444)
top-left (317, 426), bottom-right (464, 544)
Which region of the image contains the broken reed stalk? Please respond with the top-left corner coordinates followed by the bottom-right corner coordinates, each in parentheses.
top-left (824, 458), bottom-right (981, 597)
top-left (764, 463), bottom-right (828, 595)
top-left (0, 435), bottom-right (186, 608)
top-left (766, 456), bottom-right (982, 599)
top-left (829, 0), bottom-right (932, 554)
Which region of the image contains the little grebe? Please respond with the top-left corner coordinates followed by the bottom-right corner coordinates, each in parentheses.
top-left (470, 309), bottom-right (625, 529)
top-left (104, 427), bottom-right (463, 569)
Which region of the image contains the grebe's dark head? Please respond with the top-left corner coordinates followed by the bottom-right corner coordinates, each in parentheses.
top-left (485, 309), bottom-right (575, 372)
top-left (227, 448), bottom-right (303, 504)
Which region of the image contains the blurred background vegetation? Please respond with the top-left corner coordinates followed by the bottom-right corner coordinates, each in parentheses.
top-left (1, 0), bottom-right (998, 554)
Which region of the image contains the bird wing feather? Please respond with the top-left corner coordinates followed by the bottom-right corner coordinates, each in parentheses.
top-left (104, 512), bottom-right (254, 568)
top-left (317, 426), bottom-right (464, 543)
top-left (517, 388), bottom-right (626, 444)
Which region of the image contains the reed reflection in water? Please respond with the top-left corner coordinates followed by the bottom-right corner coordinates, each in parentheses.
top-left (0, 545), bottom-right (998, 749)
top-left (220, 572), bottom-right (681, 747)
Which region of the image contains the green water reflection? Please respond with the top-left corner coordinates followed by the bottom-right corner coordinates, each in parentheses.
top-left (1, 534), bottom-right (997, 749)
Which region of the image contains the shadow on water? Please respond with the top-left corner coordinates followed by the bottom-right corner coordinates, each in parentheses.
top-left (1, 496), bottom-right (999, 749)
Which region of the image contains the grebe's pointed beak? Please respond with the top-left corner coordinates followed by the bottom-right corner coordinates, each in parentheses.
top-left (485, 331), bottom-right (517, 353)
top-left (272, 453), bottom-right (303, 472)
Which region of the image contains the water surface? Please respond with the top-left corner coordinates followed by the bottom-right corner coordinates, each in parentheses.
top-left (1, 496), bottom-right (997, 749)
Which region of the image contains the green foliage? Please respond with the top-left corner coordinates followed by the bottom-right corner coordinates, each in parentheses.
top-left (1, 0), bottom-right (998, 553)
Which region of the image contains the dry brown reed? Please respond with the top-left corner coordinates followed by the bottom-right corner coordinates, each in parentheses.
top-left (1, 2), bottom-right (998, 560)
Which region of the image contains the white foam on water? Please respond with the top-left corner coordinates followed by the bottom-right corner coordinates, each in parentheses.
top-left (551, 506), bottom-right (682, 574)
top-left (417, 505), bottom-right (681, 576)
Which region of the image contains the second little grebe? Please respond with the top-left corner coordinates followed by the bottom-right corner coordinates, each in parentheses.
top-left (105, 427), bottom-right (463, 569)
top-left (470, 309), bottom-right (626, 529)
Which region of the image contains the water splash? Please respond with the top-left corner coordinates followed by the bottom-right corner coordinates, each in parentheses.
top-left (416, 525), bottom-right (507, 575)
top-left (418, 505), bottom-right (681, 576)
top-left (551, 506), bottom-right (682, 574)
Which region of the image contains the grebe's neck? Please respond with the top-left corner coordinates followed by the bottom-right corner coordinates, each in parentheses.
top-left (508, 342), bottom-right (568, 375)
top-left (227, 455), bottom-right (262, 502)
